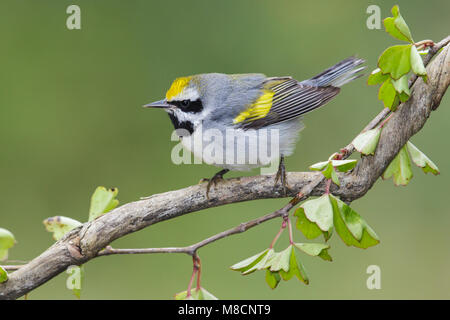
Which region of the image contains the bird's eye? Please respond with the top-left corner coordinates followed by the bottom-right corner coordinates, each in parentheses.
top-left (181, 100), bottom-right (190, 107)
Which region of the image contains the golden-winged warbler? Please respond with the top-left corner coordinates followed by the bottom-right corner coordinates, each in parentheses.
top-left (144, 57), bottom-right (365, 196)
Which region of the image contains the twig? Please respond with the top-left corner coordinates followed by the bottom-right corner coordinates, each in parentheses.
top-left (99, 198), bottom-right (299, 257)
top-left (3, 260), bottom-right (28, 264)
top-left (378, 113), bottom-right (394, 128)
top-left (414, 39), bottom-right (435, 51)
top-left (1, 265), bottom-right (23, 272)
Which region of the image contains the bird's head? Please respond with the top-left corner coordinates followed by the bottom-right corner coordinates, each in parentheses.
top-left (144, 75), bottom-right (211, 133)
top-left (144, 73), bottom-right (266, 135)
top-left (144, 74), bottom-right (236, 135)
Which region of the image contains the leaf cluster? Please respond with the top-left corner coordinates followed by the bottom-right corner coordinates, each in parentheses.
top-left (231, 242), bottom-right (331, 289)
top-left (43, 186), bottom-right (119, 298)
top-left (368, 5), bottom-right (427, 110)
top-left (310, 159), bottom-right (357, 186)
top-left (382, 142), bottom-right (439, 186)
top-left (295, 194), bottom-right (379, 249)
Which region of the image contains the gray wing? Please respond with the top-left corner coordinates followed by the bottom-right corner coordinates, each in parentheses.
top-left (237, 56), bottom-right (365, 130)
top-left (237, 78), bottom-right (340, 130)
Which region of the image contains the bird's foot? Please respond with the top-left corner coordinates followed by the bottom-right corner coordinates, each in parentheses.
top-left (274, 157), bottom-right (288, 196)
top-left (201, 169), bottom-right (230, 199)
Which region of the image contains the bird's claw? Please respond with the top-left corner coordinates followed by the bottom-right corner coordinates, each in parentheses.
top-left (206, 176), bottom-right (224, 197)
top-left (274, 157), bottom-right (288, 196)
top-left (202, 169), bottom-right (230, 199)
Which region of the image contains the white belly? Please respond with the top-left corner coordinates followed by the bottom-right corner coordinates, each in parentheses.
top-left (180, 119), bottom-right (303, 171)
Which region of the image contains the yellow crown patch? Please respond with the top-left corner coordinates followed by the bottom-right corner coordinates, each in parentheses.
top-left (166, 76), bottom-right (192, 101)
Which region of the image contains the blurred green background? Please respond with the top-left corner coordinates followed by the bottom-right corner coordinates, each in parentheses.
top-left (1, 0), bottom-right (449, 299)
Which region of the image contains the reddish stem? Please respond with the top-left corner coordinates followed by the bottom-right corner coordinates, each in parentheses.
top-left (415, 39), bottom-right (434, 50)
top-left (269, 223), bottom-right (286, 249)
top-left (186, 254), bottom-right (201, 297)
top-left (325, 179), bottom-right (332, 194)
top-left (379, 112), bottom-right (394, 128)
top-left (293, 192), bottom-right (304, 204)
top-left (186, 266), bottom-right (196, 298)
top-left (287, 218), bottom-right (294, 245)
top-left (195, 256), bottom-right (202, 290)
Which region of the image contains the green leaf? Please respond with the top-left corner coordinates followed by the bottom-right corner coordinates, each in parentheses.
top-left (89, 187), bottom-right (119, 221)
top-left (383, 5), bottom-right (413, 43)
top-left (378, 78), bottom-right (397, 109)
top-left (321, 162), bottom-right (334, 179)
top-left (0, 228), bottom-right (16, 261)
top-left (265, 269), bottom-right (281, 289)
top-left (330, 167), bottom-right (340, 186)
top-left (66, 265), bottom-right (84, 299)
top-left (294, 207), bottom-right (323, 239)
top-left (322, 228), bottom-right (333, 242)
top-left (410, 45), bottom-right (427, 76)
top-left (199, 287), bottom-right (219, 300)
top-left (310, 160), bottom-right (355, 183)
top-left (175, 287), bottom-right (218, 300)
top-left (294, 243), bottom-right (332, 262)
top-left (278, 246), bottom-right (309, 284)
top-left (382, 145), bottom-right (413, 186)
top-left (391, 6), bottom-right (413, 42)
top-left (309, 161), bottom-right (329, 171)
top-left (330, 195), bottom-right (380, 249)
top-left (352, 128), bottom-right (382, 155)
top-left (230, 249), bottom-right (269, 273)
top-left (392, 75), bottom-right (410, 96)
top-left (318, 162), bottom-right (338, 186)
top-left (391, 94), bottom-right (401, 111)
top-left (242, 249), bottom-right (275, 275)
top-left (268, 246), bottom-right (292, 273)
top-left (407, 141), bottom-right (440, 175)
top-left (399, 91), bottom-right (410, 103)
top-left (43, 216), bottom-right (82, 241)
top-left (174, 290), bottom-right (189, 300)
top-left (383, 18), bottom-right (410, 43)
top-left (0, 266), bottom-right (7, 283)
top-left (318, 248), bottom-right (333, 261)
top-left (378, 45), bottom-right (412, 79)
top-left (331, 160), bottom-right (358, 172)
top-left (295, 195), bottom-right (333, 236)
top-left (367, 68), bottom-right (389, 85)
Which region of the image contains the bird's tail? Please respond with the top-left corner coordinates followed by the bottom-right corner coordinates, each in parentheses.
top-left (309, 56), bottom-right (365, 87)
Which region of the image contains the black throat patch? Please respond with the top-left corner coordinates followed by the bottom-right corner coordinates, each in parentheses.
top-left (168, 112), bottom-right (194, 136)
top-left (166, 99), bottom-right (203, 136)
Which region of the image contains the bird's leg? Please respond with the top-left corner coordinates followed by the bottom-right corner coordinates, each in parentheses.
top-left (274, 156), bottom-right (288, 196)
top-left (201, 169), bottom-right (230, 198)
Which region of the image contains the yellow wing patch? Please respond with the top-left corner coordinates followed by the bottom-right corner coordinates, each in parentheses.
top-left (233, 90), bottom-right (274, 124)
top-left (166, 76), bottom-right (192, 101)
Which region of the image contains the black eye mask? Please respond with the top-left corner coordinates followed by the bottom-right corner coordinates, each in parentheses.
top-left (170, 99), bottom-right (203, 113)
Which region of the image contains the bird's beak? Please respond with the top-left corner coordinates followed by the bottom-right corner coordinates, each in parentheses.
top-left (143, 99), bottom-right (173, 109)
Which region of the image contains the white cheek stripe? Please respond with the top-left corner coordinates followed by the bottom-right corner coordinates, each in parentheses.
top-left (169, 87), bottom-right (212, 128)
top-left (172, 107), bottom-right (212, 128)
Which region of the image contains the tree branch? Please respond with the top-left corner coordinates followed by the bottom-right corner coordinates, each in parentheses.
top-left (1, 38), bottom-right (449, 300)
top-left (98, 200), bottom-right (294, 257)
